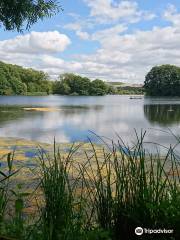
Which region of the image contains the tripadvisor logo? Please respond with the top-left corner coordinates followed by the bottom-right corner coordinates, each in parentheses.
top-left (135, 227), bottom-right (174, 236)
top-left (135, 227), bottom-right (143, 236)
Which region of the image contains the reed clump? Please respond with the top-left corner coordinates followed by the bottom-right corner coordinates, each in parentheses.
top-left (0, 132), bottom-right (179, 239)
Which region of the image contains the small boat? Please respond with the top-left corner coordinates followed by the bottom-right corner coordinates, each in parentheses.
top-left (129, 96), bottom-right (142, 99)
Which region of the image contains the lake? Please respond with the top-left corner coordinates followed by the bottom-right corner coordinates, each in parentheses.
top-left (0, 95), bottom-right (180, 152)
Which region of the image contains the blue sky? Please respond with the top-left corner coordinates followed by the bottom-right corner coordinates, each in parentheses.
top-left (0, 0), bottom-right (180, 83)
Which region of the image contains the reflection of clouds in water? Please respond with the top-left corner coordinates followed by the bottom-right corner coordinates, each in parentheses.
top-left (141, 128), bottom-right (180, 154)
top-left (0, 96), bottom-right (180, 150)
top-left (0, 102), bottom-right (143, 143)
top-left (0, 112), bottom-right (70, 143)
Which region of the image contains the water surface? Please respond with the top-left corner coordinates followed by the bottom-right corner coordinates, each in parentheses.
top-left (0, 95), bottom-right (180, 151)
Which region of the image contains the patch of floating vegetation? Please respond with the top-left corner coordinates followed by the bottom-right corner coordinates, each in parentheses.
top-left (0, 137), bottom-right (104, 189)
top-left (23, 107), bottom-right (61, 112)
top-left (1, 136), bottom-right (178, 188)
top-left (0, 137), bottom-right (102, 164)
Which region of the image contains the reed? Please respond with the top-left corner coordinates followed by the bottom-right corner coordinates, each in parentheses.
top-left (0, 132), bottom-right (179, 239)
top-left (79, 131), bottom-right (180, 239)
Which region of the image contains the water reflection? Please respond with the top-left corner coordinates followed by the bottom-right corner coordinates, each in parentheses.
top-left (0, 108), bottom-right (40, 125)
top-left (144, 104), bottom-right (180, 126)
top-left (0, 96), bottom-right (180, 151)
top-left (0, 105), bottom-right (104, 143)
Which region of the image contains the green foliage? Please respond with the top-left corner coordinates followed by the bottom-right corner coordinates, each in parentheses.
top-left (117, 86), bottom-right (144, 95)
top-left (9, 77), bottom-right (27, 95)
top-left (9, 184), bottom-right (30, 239)
top-left (0, 75), bottom-right (11, 95)
top-left (0, 61), bottom-right (52, 95)
top-left (90, 79), bottom-right (108, 96)
top-left (144, 65), bottom-right (180, 96)
top-left (37, 143), bottom-right (86, 240)
top-left (53, 73), bottom-right (112, 96)
top-left (0, 133), bottom-right (180, 240)
top-left (0, 151), bottom-right (18, 231)
top-left (0, 62), bottom-right (116, 97)
top-left (0, 0), bottom-right (61, 32)
top-left (80, 132), bottom-right (180, 240)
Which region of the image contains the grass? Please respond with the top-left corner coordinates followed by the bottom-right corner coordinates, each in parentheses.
top-left (0, 132), bottom-right (179, 239)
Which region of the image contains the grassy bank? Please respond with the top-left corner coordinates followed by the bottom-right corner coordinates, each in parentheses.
top-left (0, 133), bottom-right (179, 239)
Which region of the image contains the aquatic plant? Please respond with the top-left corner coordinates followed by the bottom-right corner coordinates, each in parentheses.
top-left (0, 132), bottom-right (179, 239)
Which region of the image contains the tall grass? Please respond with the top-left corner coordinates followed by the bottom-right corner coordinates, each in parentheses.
top-left (0, 132), bottom-right (180, 239)
top-left (36, 142), bottom-right (87, 240)
top-left (0, 152), bottom-right (17, 225)
top-left (79, 132), bottom-right (180, 239)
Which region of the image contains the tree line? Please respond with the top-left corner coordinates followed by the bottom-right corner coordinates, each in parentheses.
top-left (0, 61), bottom-right (114, 96)
top-left (1, 61), bottom-right (179, 97)
top-left (116, 86), bottom-right (144, 95)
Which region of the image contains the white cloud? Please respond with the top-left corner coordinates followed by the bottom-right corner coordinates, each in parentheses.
top-left (39, 55), bottom-right (82, 77)
top-left (2, 23), bottom-right (180, 83)
top-left (0, 31), bottom-right (71, 55)
top-left (76, 31), bottom-right (90, 40)
top-left (64, 22), bottom-right (82, 31)
top-left (164, 4), bottom-right (180, 26)
top-left (1, 4), bottom-right (180, 84)
top-left (65, 1), bottom-right (155, 41)
top-left (73, 21), bottom-right (180, 82)
top-left (84, 0), bottom-right (156, 23)
top-left (64, 20), bottom-right (92, 40)
top-left (92, 24), bottom-right (127, 42)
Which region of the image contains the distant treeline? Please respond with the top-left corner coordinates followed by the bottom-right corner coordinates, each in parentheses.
top-left (0, 61), bottom-right (144, 96)
top-left (116, 86), bottom-right (144, 95)
top-left (0, 61), bottom-right (115, 96)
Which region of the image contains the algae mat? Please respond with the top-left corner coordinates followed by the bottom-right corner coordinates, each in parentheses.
top-left (0, 137), bottom-right (104, 182)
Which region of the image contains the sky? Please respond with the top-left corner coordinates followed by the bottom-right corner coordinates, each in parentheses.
top-left (0, 0), bottom-right (180, 83)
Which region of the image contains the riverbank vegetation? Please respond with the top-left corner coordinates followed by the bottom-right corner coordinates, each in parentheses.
top-left (2, 61), bottom-right (180, 97)
top-left (0, 62), bottom-right (114, 96)
top-left (0, 133), bottom-right (179, 239)
top-left (0, 61), bottom-right (144, 97)
top-left (144, 65), bottom-right (180, 96)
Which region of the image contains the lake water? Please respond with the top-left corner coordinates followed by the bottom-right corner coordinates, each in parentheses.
top-left (0, 95), bottom-right (180, 151)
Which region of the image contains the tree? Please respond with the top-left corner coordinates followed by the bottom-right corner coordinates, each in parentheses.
top-left (9, 77), bottom-right (27, 95)
top-left (53, 81), bottom-right (71, 95)
top-left (53, 74), bottom-right (110, 96)
top-left (54, 73), bottom-right (91, 95)
top-left (0, 0), bottom-right (61, 32)
top-left (0, 75), bottom-right (10, 95)
top-left (0, 61), bottom-right (52, 95)
top-left (144, 65), bottom-right (180, 96)
top-left (90, 79), bottom-right (108, 96)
